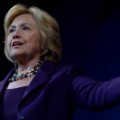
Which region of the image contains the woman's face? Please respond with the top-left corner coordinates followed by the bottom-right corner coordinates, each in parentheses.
top-left (6, 14), bottom-right (41, 62)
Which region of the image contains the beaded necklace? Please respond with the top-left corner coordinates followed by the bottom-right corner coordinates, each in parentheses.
top-left (9, 62), bottom-right (41, 82)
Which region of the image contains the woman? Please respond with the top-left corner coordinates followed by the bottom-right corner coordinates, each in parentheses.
top-left (1, 3), bottom-right (120, 120)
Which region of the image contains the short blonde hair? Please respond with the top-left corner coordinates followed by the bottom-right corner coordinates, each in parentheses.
top-left (4, 3), bottom-right (62, 63)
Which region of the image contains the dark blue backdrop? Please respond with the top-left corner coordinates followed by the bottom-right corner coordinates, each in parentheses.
top-left (56, 1), bottom-right (120, 119)
top-left (1, 0), bottom-right (120, 119)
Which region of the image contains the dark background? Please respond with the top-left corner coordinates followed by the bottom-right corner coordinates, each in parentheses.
top-left (1, 0), bottom-right (120, 119)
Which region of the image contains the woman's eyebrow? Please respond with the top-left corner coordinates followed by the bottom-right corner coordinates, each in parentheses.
top-left (10, 23), bottom-right (31, 28)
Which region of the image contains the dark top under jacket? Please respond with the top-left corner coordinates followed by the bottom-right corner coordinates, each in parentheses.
top-left (3, 86), bottom-right (27, 120)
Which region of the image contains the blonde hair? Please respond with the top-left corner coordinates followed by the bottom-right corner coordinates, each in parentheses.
top-left (4, 3), bottom-right (62, 63)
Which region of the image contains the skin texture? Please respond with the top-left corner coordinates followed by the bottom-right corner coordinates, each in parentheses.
top-left (6, 14), bottom-right (41, 67)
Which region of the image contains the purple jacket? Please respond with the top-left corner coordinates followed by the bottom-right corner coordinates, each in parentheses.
top-left (0, 60), bottom-right (120, 120)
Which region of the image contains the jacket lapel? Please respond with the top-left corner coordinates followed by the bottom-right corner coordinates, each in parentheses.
top-left (0, 69), bottom-right (15, 102)
top-left (0, 69), bottom-right (15, 93)
top-left (22, 61), bottom-right (57, 99)
top-left (0, 61), bottom-right (57, 106)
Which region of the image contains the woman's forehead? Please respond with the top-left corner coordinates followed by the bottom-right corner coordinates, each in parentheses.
top-left (10, 14), bottom-right (36, 27)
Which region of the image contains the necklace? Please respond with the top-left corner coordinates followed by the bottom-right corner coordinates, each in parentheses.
top-left (9, 62), bottom-right (41, 82)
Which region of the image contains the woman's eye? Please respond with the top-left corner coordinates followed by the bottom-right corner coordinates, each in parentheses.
top-left (23, 26), bottom-right (30, 30)
top-left (9, 29), bottom-right (14, 33)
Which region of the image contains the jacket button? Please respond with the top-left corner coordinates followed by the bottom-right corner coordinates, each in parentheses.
top-left (18, 115), bottom-right (25, 120)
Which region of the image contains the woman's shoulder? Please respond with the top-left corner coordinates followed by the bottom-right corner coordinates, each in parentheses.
top-left (0, 79), bottom-right (6, 90)
top-left (55, 62), bottom-right (85, 76)
top-left (42, 60), bottom-right (84, 75)
top-left (0, 69), bottom-right (15, 82)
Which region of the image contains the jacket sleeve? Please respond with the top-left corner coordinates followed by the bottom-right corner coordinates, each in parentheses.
top-left (68, 64), bottom-right (120, 111)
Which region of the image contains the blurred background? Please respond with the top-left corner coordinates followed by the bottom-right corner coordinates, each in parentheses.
top-left (1, 0), bottom-right (120, 119)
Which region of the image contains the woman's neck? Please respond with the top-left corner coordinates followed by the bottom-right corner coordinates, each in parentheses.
top-left (17, 58), bottom-right (40, 72)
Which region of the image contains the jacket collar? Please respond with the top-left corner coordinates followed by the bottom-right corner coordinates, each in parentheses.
top-left (22, 60), bottom-right (57, 98)
top-left (0, 69), bottom-right (15, 92)
top-left (0, 69), bottom-right (15, 103)
top-left (0, 61), bottom-right (57, 100)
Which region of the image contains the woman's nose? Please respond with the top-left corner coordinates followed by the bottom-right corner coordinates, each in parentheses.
top-left (13, 29), bottom-right (20, 39)
top-left (13, 34), bottom-right (20, 39)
